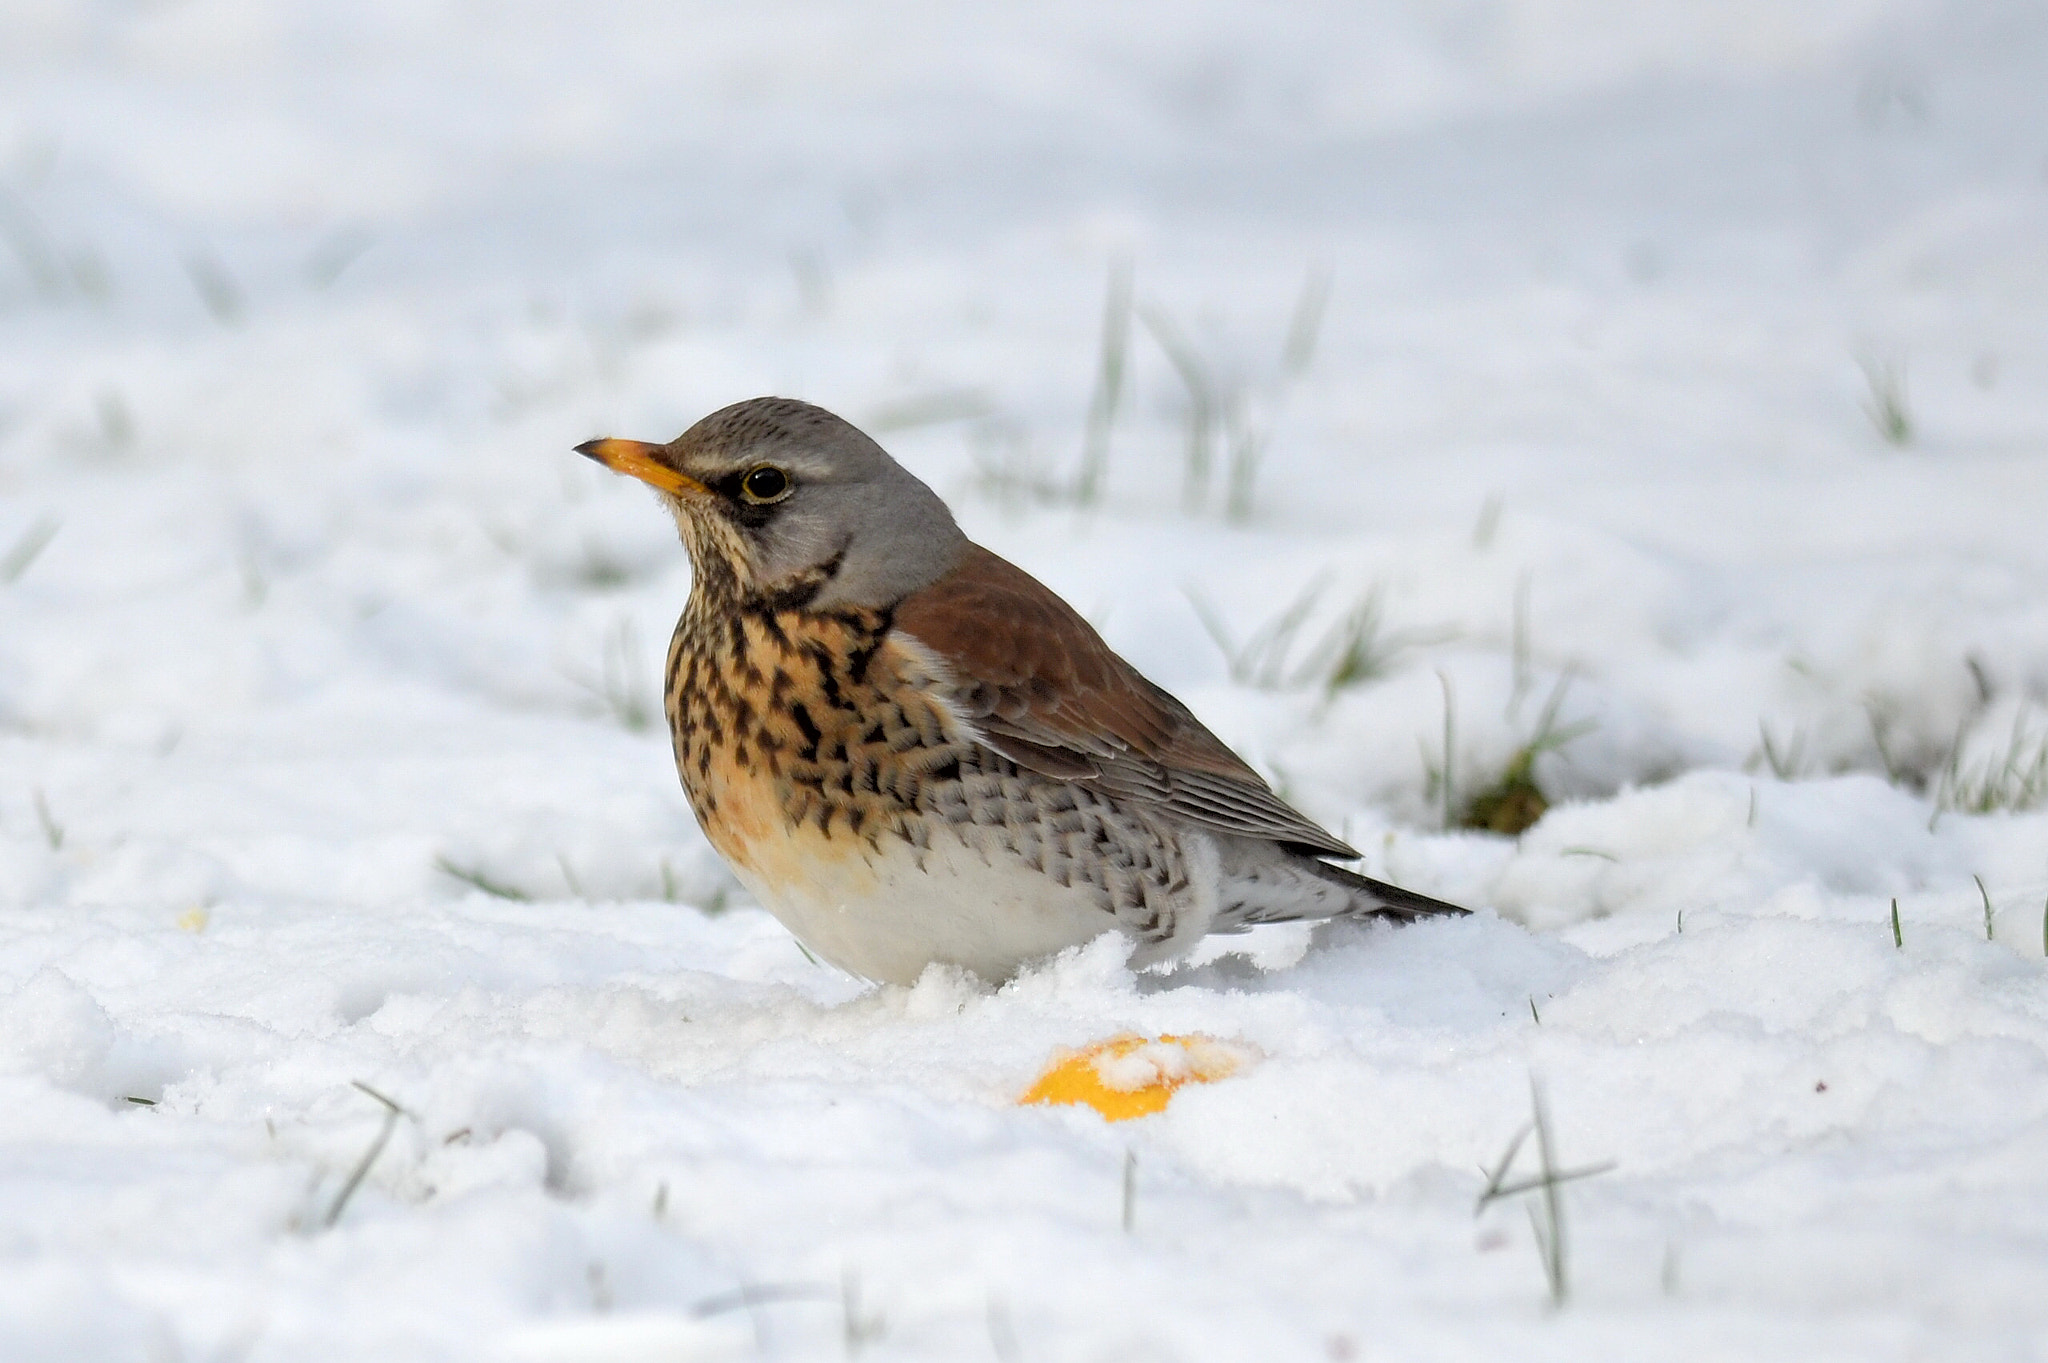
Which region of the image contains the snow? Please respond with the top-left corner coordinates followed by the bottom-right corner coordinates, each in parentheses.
top-left (5, 0), bottom-right (2048, 1357)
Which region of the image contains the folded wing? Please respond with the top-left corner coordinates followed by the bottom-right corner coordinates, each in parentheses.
top-left (893, 545), bottom-right (1360, 860)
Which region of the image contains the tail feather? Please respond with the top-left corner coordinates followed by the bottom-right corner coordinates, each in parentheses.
top-left (1213, 839), bottom-right (1470, 930)
top-left (1305, 859), bottom-right (1470, 922)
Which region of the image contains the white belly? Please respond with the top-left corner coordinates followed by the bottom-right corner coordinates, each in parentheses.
top-left (732, 827), bottom-right (1122, 986)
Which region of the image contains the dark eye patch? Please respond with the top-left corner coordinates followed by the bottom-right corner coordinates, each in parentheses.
top-left (711, 468), bottom-right (788, 529)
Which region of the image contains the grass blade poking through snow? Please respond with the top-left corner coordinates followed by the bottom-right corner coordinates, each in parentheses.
top-left (1186, 576), bottom-right (1326, 689)
top-left (1221, 264), bottom-right (1334, 523)
top-left (183, 249), bottom-right (244, 326)
top-left (566, 617), bottom-right (656, 732)
top-left (1189, 578), bottom-right (1415, 695)
top-left (1136, 301), bottom-right (1217, 512)
top-left (1977, 875), bottom-right (1994, 941)
top-left (841, 1269), bottom-right (884, 1357)
top-left (1529, 1079), bottom-right (1569, 1306)
top-left (434, 855), bottom-right (530, 901)
top-left (1857, 350), bottom-right (1913, 447)
top-left (325, 1082), bottom-right (407, 1229)
top-left (1435, 672), bottom-right (1457, 830)
top-left (1756, 718), bottom-right (1808, 780)
top-left (0, 516), bottom-right (59, 585)
top-left (1280, 262), bottom-right (1332, 379)
top-left (1475, 1078), bottom-right (1615, 1308)
top-left (1934, 708), bottom-right (2048, 819)
top-left (1076, 255), bottom-right (1133, 506)
top-left (33, 791), bottom-right (63, 850)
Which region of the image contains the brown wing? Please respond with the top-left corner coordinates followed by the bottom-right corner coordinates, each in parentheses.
top-left (893, 544), bottom-right (1360, 859)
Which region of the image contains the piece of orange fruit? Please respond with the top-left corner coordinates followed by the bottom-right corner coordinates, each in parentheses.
top-left (1019, 1034), bottom-right (1253, 1121)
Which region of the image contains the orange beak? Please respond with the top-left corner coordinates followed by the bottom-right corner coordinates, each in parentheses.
top-left (575, 438), bottom-right (711, 498)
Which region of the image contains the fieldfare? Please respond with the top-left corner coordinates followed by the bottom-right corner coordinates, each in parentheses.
top-left (578, 398), bottom-right (1465, 985)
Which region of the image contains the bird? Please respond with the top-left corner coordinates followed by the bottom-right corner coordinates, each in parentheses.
top-left (577, 397), bottom-right (1466, 986)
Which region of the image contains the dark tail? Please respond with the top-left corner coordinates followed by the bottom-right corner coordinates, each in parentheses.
top-left (1309, 860), bottom-right (1470, 922)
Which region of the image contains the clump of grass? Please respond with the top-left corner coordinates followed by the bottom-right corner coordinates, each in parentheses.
top-left (1310, 590), bottom-right (1396, 695)
top-left (1189, 576), bottom-right (1327, 690)
top-left (1462, 750), bottom-right (1548, 835)
top-left (1130, 264), bottom-right (1331, 522)
top-left (1189, 577), bottom-right (1416, 695)
top-left (1743, 659), bottom-right (2048, 825)
top-left (1475, 1076), bottom-right (1614, 1308)
top-left (1933, 708), bottom-right (2048, 817)
top-left (434, 855), bottom-right (530, 901)
top-left (982, 262), bottom-right (1328, 519)
top-left (1779, 658), bottom-right (2002, 802)
top-left (1219, 263), bottom-right (1330, 522)
top-left (1857, 351), bottom-right (1913, 447)
top-left (1459, 677), bottom-right (1595, 836)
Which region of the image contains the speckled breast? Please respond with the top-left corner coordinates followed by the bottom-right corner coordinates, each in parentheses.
top-left (663, 598), bottom-right (968, 887)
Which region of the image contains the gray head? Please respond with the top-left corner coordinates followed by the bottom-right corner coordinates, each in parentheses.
top-left (577, 397), bottom-right (968, 610)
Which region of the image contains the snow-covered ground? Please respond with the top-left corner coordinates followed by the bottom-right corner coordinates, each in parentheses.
top-left (5, 1), bottom-right (2048, 1357)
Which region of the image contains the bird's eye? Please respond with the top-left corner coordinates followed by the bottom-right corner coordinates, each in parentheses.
top-left (740, 465), bottom-right (792, 503)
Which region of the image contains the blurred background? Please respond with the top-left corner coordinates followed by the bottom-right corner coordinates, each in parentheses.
top-left (2, 0), bottom-right (2047, 909)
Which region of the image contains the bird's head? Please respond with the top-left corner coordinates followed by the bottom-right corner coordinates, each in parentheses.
top-left (578, 397), bottom-right (967, 610)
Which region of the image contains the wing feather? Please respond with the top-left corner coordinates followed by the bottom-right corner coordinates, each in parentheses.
top-left (893, 545), bottom-right (1359, 859)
